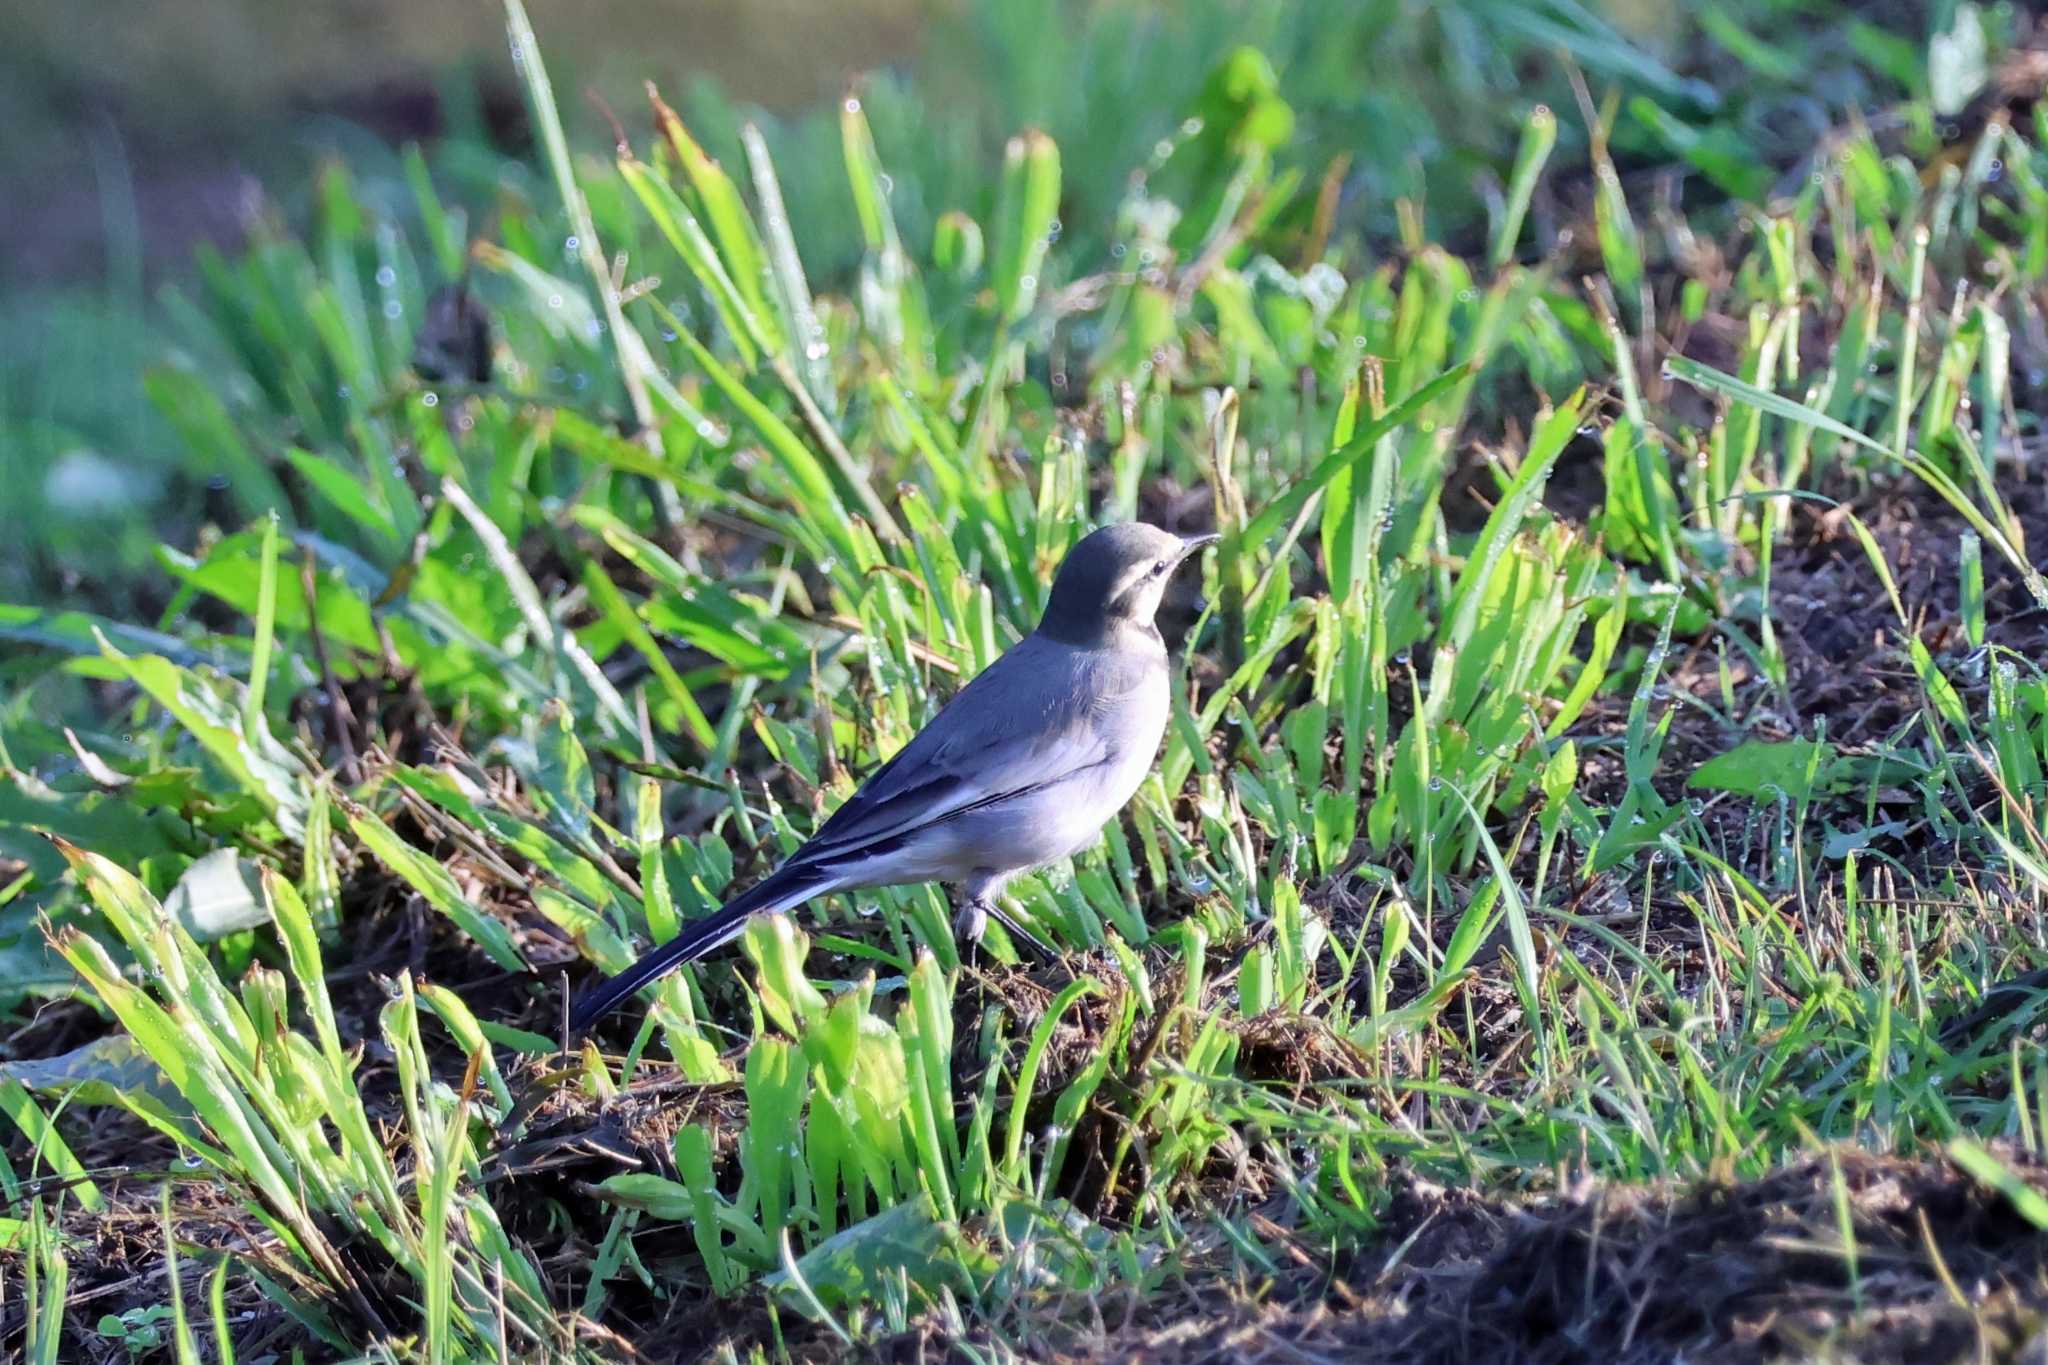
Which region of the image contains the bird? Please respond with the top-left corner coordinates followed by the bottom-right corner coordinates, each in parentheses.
top-left (568, 522), bottom-right (1218, 1032)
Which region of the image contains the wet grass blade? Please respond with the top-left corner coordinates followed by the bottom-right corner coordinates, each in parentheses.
top-left (1490, 103), bottom-right (1557, 268)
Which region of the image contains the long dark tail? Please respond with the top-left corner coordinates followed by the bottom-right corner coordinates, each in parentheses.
top-left (568, 862), bottom-right (830, 1033)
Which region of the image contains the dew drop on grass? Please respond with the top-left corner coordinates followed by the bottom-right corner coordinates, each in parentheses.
top-left (374, 266), bottom-right (397, 288)
top-left (1426, 777), bottom-right (1443, 792)
top-left (382, 300), bottom-right (403, 320)
top-left (1688, 799), bottom-right (1706, 815)
top-left (421, 392), bottom-right (439, 409)
top-left (1392, 652), bottom-right (1409, 666)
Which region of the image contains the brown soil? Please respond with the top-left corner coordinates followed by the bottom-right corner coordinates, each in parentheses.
top-left (1068, 1148), bottom-right (2048, 1364)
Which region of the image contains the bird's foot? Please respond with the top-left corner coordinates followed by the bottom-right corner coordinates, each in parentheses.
top-left (952, 898), bottom-right (988, 944)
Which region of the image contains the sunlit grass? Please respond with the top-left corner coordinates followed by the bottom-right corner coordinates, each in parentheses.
top-left (5, 1), bottom-right (2048, 1358)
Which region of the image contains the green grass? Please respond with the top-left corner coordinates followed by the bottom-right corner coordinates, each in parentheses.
top-left (7, 0), bottom-right (2048, 1359)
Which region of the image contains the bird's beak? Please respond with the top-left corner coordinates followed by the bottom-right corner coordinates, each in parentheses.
top-left (1175, 532), bottom-right (1221, 564)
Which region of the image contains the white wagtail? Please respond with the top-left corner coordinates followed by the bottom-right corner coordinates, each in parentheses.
top-left (569, 522), bottom-right (1216, 1031)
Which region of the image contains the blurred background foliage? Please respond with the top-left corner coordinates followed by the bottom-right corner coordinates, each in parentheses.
top-left (0, 0), bottom-right (1962, 611)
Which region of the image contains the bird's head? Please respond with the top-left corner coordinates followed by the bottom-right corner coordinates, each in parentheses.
top-left (1038, 522), bottom-right (1219, 645)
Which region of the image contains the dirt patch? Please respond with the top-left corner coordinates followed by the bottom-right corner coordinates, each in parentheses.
top-left (1527, 448), bottom-right (2048, 895)
top-left (1773, 478), bottom-right (2048, 740)
top-left (1074, 1148), bottom-right (2048, 1364)
top-left (0, 1178), bottom-right (306, 1364)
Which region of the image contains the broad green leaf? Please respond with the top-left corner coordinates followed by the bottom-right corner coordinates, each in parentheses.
top-left (162, 849), bottom-right (271, 940)
top-left (764, 1193), bottom-right (988, 1313)
top-left (1687, 739), bottom-right (1834, 802)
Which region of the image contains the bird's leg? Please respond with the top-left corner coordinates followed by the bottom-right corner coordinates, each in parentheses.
top-left (985, 900), bottom-right (1055, 962)
top-left (951, 894), bottom-right (1055, 964)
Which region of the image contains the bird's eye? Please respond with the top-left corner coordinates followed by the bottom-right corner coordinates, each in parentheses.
top-left (1148, 560), bottom-right (1167, 577)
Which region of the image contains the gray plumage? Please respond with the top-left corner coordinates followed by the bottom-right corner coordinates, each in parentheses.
top-left (570, 522), bottom-right (1215, 1031)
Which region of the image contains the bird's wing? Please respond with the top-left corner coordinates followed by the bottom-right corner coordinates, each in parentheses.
top-left (789, 635), bottom-right (1131, 870)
